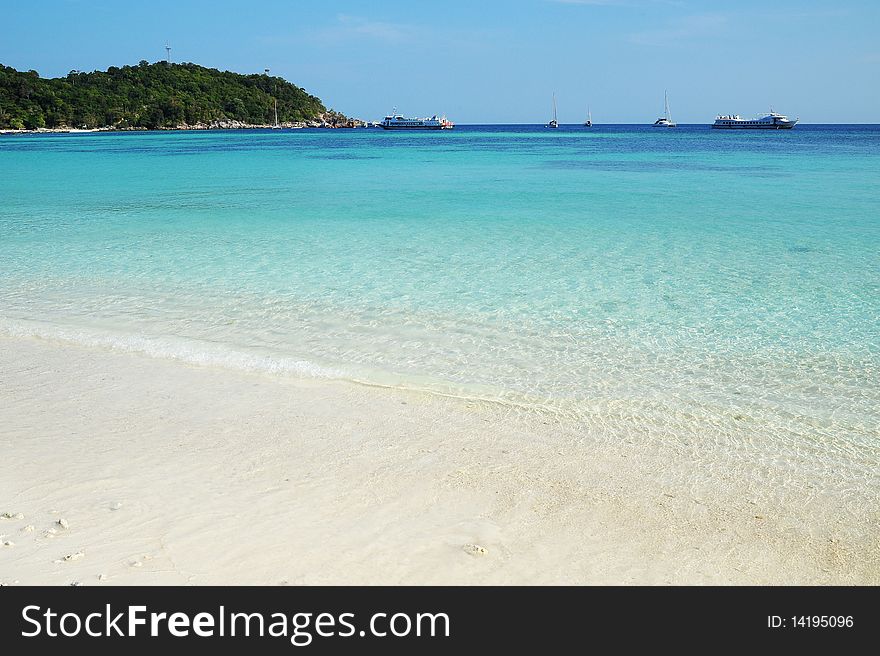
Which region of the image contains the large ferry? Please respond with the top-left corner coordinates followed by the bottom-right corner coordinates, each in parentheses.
top-left (380, 114), bottom-right (454, 130)
top-left (712, 111), bottom-right (798, 129)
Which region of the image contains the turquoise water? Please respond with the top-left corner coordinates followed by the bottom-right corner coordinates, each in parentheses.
top-left (1, 126), bottom-right (878, 466)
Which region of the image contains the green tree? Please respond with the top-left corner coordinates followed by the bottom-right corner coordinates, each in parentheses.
top-left (23, 111), bottom-right (45, 129)
top-left (0, 61), bottom-right (332, 130)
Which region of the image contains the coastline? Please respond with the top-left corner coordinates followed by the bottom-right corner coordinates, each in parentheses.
top-left (0, 117), bottom-right (366, 136)
top-left (1, 334), bottom-right (876, 586)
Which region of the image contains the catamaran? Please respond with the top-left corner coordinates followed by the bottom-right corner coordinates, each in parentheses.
top-left (653, 91), bottom-right (676, 128)
top-left (548, 93), bottom-right (559, 128)
top-left (584, 106), bottom-right (592, 128)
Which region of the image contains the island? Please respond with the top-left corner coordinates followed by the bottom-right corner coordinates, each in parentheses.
top-left (0, 61), bottom-right (363, 132)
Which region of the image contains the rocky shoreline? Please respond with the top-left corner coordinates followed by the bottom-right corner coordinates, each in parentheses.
top-left (1, 114), bottom-right (367, 135)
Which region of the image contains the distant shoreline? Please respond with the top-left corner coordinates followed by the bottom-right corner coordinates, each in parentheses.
top-left (0, 120), bottom-right (366, 136)
top-left (3, 123), bottom-right (875, 136)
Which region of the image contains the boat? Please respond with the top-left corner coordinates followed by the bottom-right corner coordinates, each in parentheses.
top-left (380, 113), bottom-right (454, 130)
top-left (584, 106), bottom-right (592, 128)
top-left (272, 98), bottom-right (282, 130)
top-left (712, 110), bottom-right (798, 129)
top-left (653, 90), bottom-right (676, 127)
top-left (548, 93), bottom-right (559, 128)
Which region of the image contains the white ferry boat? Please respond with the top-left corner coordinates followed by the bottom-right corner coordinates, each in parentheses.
top-left (712, 111), bottom-right (798, 129)
top-left (380, 114), bottom-right (454, 130)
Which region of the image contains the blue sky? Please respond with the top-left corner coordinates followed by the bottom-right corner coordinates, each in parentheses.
top-left (2, 0), bottom-right (878, 123)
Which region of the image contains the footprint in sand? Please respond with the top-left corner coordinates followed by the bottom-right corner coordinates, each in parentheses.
top-left (2, 540), bottom-right (14, 548)
top-left (57, 551), bottom-right (85, 563)
top-left (1, 512), bottom-right (24, 520)
top-left (21, 525), bottom-right (35, 533)
top-left (57, 518), bottom-right (70, 530)
top-left (129, 554), bottom-right (154, 568)
top-left (463, 543), bottom-right (488, 557)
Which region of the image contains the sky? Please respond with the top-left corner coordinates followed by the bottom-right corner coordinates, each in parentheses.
top-left (1, 0), bottom-right (878, 123)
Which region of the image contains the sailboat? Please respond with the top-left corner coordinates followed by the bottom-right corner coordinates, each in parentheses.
top-left (547, 93), bottom-right (559, 128)
top-left (652, 90), bottom-right (676, 127)
top-left (584, 106), bottom-right (592, 128)
top-left (272, 98), bottom-right (282, 130)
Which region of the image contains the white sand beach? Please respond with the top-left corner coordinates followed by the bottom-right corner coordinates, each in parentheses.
top-left (1, 334), bottom-right (877, 586)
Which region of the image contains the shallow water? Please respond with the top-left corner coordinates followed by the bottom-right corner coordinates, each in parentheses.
top-left (1, 125), bottom-right (878, 478)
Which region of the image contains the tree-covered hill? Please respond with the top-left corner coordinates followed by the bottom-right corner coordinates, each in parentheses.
top-left (0, 61), bottom-right (331, 130)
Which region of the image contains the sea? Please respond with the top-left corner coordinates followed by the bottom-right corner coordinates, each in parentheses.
top-left (1, 125), bottom-right (878, 482)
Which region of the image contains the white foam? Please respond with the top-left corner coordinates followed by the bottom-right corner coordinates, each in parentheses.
top-left (0, 317), bottom-right (344, 380)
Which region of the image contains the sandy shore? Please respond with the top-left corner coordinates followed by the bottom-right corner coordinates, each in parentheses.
top-left (1, 335), bottom-right (877, 585)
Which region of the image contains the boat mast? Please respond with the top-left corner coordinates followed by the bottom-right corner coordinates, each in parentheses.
top-left (664, 90), bottom-right (671, 122)
top-left (274, 98), bottom-right (279, 127)
top-left (553, 93), bottom-right (558, 124)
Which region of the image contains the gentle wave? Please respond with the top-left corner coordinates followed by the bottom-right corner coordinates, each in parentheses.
top-left (0, 316), bottom-right (587, 418)
top-left (0, 317), bottom-right (345, 380)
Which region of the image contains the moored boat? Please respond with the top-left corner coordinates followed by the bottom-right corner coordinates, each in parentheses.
top-left (272, 99), bottom-right (282, 130)
top-left (712, 111), bottom-right (798, 129)
top-left (653, 90), bottom-right (676, 127)
top-left (380, 113), bottom-right (454, 130)
top-left (547, 93), bottom-right (559, 128)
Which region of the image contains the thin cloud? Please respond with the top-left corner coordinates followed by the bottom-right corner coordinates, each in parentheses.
top-left (763, 8), bottom-right (851, 20)
top-left (548, 0), bottom-right (685, 6)
top-left (307, 15), bottom-right (415, 45)
top-left (292, 15), bottom-right (504, 53)
top-left (628, 14), bottom-right (729, 46)
top-left (549, 0), bottom-right (630, 5)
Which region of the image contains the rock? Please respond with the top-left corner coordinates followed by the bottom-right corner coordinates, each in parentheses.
top-left (463, 543), bottom-right (488, 557)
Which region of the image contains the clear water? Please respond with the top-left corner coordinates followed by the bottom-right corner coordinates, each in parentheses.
top-left (1, 125), bottom-right (878, 473)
